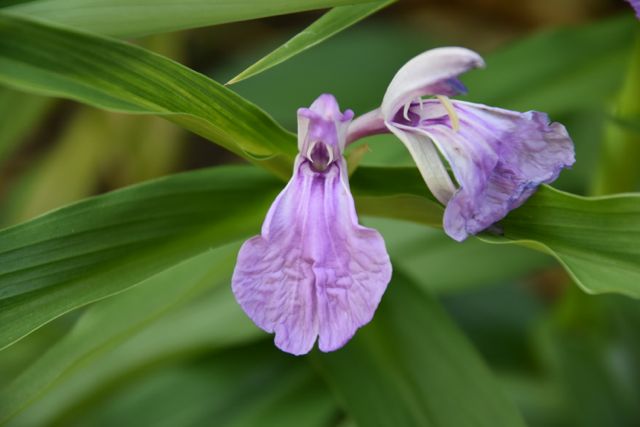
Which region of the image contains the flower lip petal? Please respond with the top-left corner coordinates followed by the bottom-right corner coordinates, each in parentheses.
top-left (381, 47), bottom-right (485, 121)
top-left (233, 93), bottom-right (391, 355)
top-left (232, 157), bottom-right (392, 355)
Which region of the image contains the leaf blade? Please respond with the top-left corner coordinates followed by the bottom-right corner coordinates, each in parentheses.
top-left (0, 247), bottom-right (263, 425)
top-left (0, 165), bottom-right (280, 351)
top-left (492, 186), bottom-right (640, 298)
top-left (0, 12), bottom-right (296, 165)
top-left (353, 167), bottom-right (640, 298)
top-left (314, 270), bottom-right (526, 427)
top-left (5, 0), bottom-right (380, 38)
top-left (228, 1), bottom-right (394, 85)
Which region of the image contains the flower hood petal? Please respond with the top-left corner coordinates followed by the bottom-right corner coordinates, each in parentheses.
top-left (298, 93), bottom-right (354, 159)
top-left (381, 47), bottom-right (485, 120)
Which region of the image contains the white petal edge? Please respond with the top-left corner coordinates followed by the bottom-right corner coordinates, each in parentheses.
top-left (381, 47), bottom-right (485, 121)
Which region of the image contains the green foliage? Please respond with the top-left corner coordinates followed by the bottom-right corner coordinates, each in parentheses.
top-left (0, 247), bottom-right (262, 425)
top-left (353, 166), bottom-right (640, 298)
top-left (0, 87), bottom-right (50, 163)
top-left (369, 218), bottom-right (553, 294)
top-left (0, 13), bottom-right (295, 165)
top-left (0, 2), bottom-right (639, 427)
top-left (73, 349), bottom-right (336, 427)
top-left (0, 166), bottom-right (280, 350)
top-left (497, 187), bottom-right (640, 298)
top-left (4, 0), bottom-right (380, 38)
top-left (592, 35), bottom-right (640, 195)
top-left (463, 15), bottom-right (636, 115)
top-left (228, 1), bottom-right (395, 84)
top-left (314, 271), bottom-right (526, 427)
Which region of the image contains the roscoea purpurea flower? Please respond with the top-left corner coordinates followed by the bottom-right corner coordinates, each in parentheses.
top-left (232, 94), bottom-right (392, 355)
top-left (347, 47), bottom-right (575, 241)
top-left (233, 47), bottom-right (575, 355)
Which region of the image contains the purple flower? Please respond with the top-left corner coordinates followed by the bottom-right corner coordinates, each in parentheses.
top-left (348, 47), bottom-right (575, 241)
top-left (232, 94), bottom-right (392, 355)
top-left (627, 0), bottom-right (640, 18)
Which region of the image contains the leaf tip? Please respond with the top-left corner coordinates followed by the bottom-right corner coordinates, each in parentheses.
top-left (226, 75), bottom-right (244, 86)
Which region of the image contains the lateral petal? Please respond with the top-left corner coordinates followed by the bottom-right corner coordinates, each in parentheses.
top-left (412, 100), bottom-right (575, 241)
top-left (385, 123), bottom-right (457, 205)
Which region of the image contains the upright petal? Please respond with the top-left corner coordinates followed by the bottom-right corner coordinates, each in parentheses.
top-left (381, 47), bottom-right (485, 121)
top-left (298, 93), bottom-right (354, 158)
top-left (232, 157), bottom-right (391, 355)
top-left (403, 99), bottom-right (575, 241)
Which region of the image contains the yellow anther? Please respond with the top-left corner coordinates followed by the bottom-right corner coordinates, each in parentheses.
top-left (436, 95), bottom-right (460, 132)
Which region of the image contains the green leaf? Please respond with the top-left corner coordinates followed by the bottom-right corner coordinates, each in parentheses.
top-left (216, 24), bottom-right (435, 130)
top-left (0, 165), bottom-right (280, 351)
top-left (350, 166), bottom-right (443, 227)
top-left (0, 247), bottom-right (263, 425)
top-left (0, 13), bottom-right (296, 167)
top-left (352, 167), bottom-right (640, 299)
top-left (314, 270), bottom-right (526, 427)
top-left (463, 15), bottom-right (636, 115)
top-left (492, 186), bottom-right (640, 298)
top-left (2, 107), bottom-right (184, 226)
top-left (593, 35), bottom-right (640, 195)
top-left (70, 349), bottom-right (335, 427)
top-left (367, 217), bottom-right (553, 294)
top-left (228, 1), bottom-right (394, 85)
top-left (216, 15), bottom-right (632, 131)
top-left (4, 0), bottom-right (380, 38)
top-left (3, 109), bottom-right (121, 225)
top-left (0, 246), bottom-right (335, 426)
top-left (0, 0), bottom-right (32, 7)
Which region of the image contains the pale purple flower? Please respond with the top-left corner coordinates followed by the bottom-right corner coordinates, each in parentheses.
top-left (627, 0), bottom-right (640, 18)
top-left (232, 94), bottom-right (392, 355)
top-left (348, 47), bottom-right (575, 241)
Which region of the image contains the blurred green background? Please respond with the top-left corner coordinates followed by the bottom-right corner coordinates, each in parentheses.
top-left (0, 0), bottom-right (639, 426)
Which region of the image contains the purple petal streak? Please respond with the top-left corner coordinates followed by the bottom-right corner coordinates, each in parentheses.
top-left (348, 47), bottom-right (575, 241)
top-left (232, 95), bottom-right (392, 355)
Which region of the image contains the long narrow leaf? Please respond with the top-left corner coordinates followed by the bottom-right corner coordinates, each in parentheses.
top-left (493, 186), bottom-right (640, 298)
top-left (0, 166), bottom-right (280, 351)
top-left (464, 15), bottom-right (636, 115)
top-left (314, 270), bottom-right (526, 427)
top-left (0, 247), bottom-right (263, 425)
top-left (228, 1), bottom-right (394, 85)
top-left (367, 217), bottom-right (552, 294)
top-left (0, 13), bottom-right (296, 169)
top-left (4, 0), bottom-right (379, 38)
top-left (3, 163), bottom-right (638, 352)
top-left (353, 167), bottom-right (640, 298)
